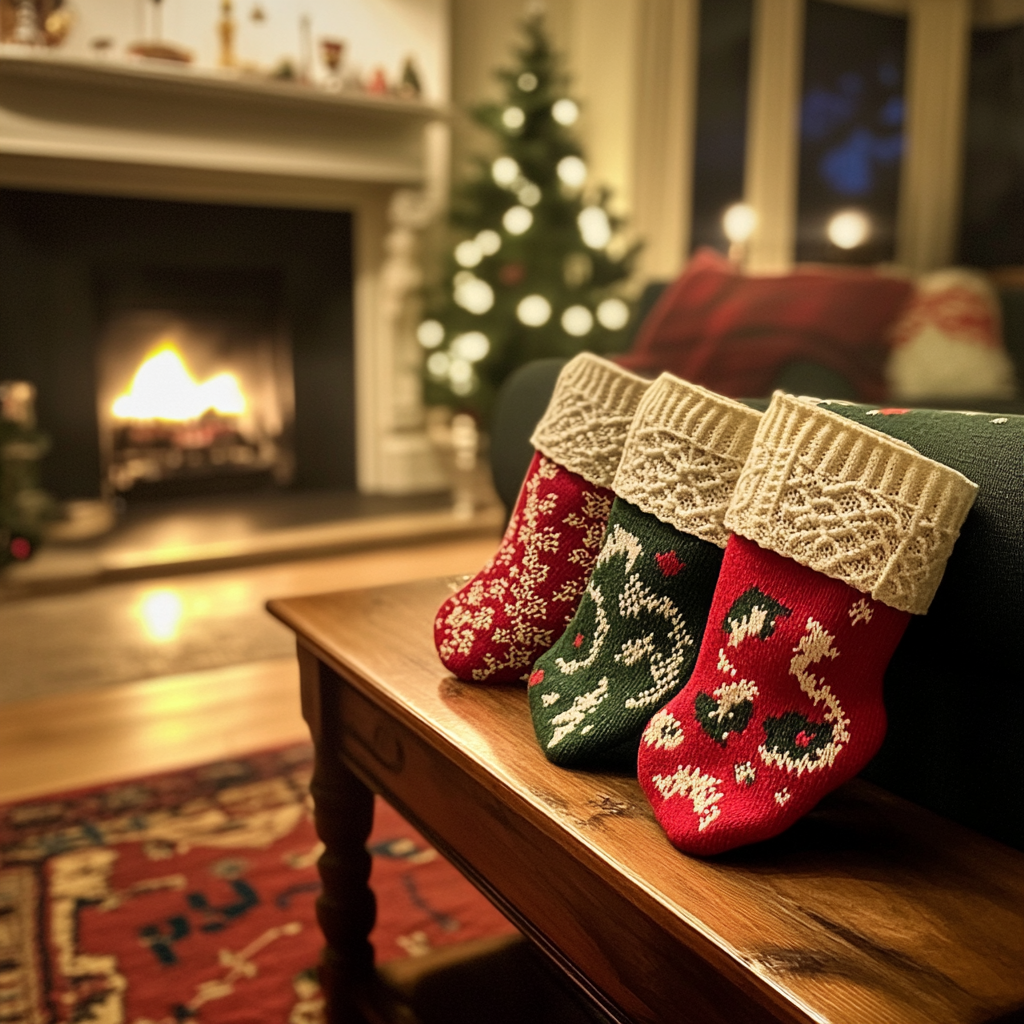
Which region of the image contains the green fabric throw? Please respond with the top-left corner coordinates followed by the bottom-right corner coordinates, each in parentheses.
top-left (527, 374), bottom-right (762, 766)
top-left (810, 401), bottom-right (1024, 851)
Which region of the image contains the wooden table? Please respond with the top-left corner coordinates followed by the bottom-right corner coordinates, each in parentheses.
top-left (268, 577), bottom-right (1024, 1024)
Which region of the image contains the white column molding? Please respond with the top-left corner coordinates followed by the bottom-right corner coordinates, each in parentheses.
top-left (568, 0), bottom-right (641, 221)
top-left (896, 0), bottom-right (972, 272)
top-left (630, 0), bottom-right (700, 281)
top-left (744, 0), bottom-right (805, 272)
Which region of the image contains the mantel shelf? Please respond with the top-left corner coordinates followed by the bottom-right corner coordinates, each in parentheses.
top-left (0, 46), bottom-right (447, 195)
top-left (0, 48), bottom-right (448, 123)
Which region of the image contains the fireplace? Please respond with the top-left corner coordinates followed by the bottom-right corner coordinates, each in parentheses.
top-left (98, 270), bottom-right (295, 499)
top-left (0, 49), bottom-right (450, 498)
top-left (0, 188), bottom-right (356, 501)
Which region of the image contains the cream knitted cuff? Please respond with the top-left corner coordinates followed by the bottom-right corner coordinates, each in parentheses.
top-left (530, 353), bottom-right (651, 488)
top-left (724, 392), bottom-right (979, 615)
top-left (611, 375), bottom-right (762, 548)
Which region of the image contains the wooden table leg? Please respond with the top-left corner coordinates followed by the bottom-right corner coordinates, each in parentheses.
top-left (299, 643), bottom-right (377, 1024)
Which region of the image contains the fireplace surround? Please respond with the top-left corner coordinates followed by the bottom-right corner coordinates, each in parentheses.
top-left (0, 47), bottom-right (450, 499)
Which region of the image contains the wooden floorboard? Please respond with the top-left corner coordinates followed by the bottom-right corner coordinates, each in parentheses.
top-left (0, 657), bottom-right (306, 803)
top-left (0, 534), bottom-right (499, 802)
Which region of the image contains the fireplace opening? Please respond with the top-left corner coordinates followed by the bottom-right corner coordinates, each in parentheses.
top-left (96, 268), bottom-right (295, 500)
top-left (0, 189), bottom-right (356, 503)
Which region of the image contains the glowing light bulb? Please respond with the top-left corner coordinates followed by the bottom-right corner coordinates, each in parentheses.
top-left (502, 106), bottom-right (525, 129)
top-left (518, 182), bottom-right (541, 206)
top-left (552, 98), bottom-right (579, 125)
top-left (578, 206), bottom-right (611, 250)
top-left (451, 331), bottom-right (490, 362)
top-left (476, 229), bottom-right (502, 255)
top-left (722, 203), bottom-right (757, 244)
top-left (517, 294), bottom-right (552, 327)
top-left (492, 156), bottom-right (521, 188)
top-left (518, 72), bottom-right (538, 92)
top-left (455, 239), bottom-right (483, 267)
top-left (503, 205), bottom-right (533, 235)
top-left (417, 320), bottom-right (444, 348)
top-left (561, 305), bottom-right (594, 337)
top-left (448, 358), bottom-right (472, 384)
top-left (427, 352), bottom-right (449, 377)
top-left (827, 209), bottom-right (871, 249)
top-left (556, 156), bottom-right (587, 189)
top-left (596, 297), bottom-right (630, 330)
top-left (453, 275), bottom-right (495, 315)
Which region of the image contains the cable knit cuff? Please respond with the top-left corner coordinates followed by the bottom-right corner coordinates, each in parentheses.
top-left (724, 392), bottom-right (979, 615)
top-left (612, 375), bottom-right (762, 548)
top-left (530, 353), bottom-right (651, 488)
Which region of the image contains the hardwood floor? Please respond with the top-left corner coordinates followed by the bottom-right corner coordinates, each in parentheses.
top-left (0, 535), bottom-right (498, 804)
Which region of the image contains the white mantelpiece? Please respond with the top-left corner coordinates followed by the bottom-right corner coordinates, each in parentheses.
top-left (0, 48), bottom-right (450, 495)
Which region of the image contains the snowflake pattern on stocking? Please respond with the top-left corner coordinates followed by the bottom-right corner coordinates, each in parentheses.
top-left (435, 454), bottom-right (612, 682)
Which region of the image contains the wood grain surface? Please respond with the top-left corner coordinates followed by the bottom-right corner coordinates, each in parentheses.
top-left (269, 578), bottom-right (1024, 1024)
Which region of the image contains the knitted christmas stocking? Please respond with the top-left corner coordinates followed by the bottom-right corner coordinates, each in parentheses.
top-left (434, 353), bottom-right (649, 683)
top-left (528, 375), bottom-right (762, 764)
top-left (638, 393), bottom-right (977, 855)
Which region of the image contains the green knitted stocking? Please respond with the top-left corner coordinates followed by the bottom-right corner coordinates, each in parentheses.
top-left (528, 375), bottom-right (762, 767)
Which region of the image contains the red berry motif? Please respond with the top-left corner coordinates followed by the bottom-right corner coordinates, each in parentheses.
top-left (655, 550), bottom-right (685, 577)
top-left (528, 670), bottom-right (545, 686)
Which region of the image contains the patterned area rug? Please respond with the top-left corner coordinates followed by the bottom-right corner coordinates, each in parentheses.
top-left (0, 745), bottom-right (517, 1023)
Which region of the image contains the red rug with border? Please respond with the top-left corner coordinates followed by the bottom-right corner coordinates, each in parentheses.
top-left (0, 744), bottom-right (517, 1023)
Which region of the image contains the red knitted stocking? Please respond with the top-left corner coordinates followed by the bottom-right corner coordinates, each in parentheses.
top-left (638, 535), bottom-right (908, 854)
top-left (638, 393), bottom-right (977, 855)
top-left (434, 354), bottom-right (649, 683)
top-left (435, 451), bottom-right (612, 682)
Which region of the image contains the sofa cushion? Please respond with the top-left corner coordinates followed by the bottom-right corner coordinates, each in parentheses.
top-left (617, 248), bottom-right (914, 401)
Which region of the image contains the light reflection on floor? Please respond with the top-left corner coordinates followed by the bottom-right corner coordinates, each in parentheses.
top-left (0, 536), bottom-right (498, 705)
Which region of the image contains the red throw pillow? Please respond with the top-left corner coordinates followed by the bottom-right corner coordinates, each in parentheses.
top-left (617, 248), bottom-right (914, 401)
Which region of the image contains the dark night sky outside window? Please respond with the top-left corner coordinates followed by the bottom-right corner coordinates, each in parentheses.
top-left (796, 1), bottom-right (906, 264)
top-left (690, 0), bottom-right (753, 255)
top-left (960, 24), bottom-right (1024, 267)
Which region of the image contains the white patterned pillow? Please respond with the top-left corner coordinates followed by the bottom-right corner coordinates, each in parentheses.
top-left (885, 269), bottom-right (1017, 401)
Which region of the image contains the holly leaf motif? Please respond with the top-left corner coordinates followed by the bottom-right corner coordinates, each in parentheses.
top-left (722, 587), bottom-right (792, 646)
top-left (694, 678), bottom-right (757, 746)
top-left (762, 711), bottom-right (835, 770)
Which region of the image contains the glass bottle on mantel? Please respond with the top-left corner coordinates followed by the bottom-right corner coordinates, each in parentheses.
top-left (219, 0), bottom-right (237, 68)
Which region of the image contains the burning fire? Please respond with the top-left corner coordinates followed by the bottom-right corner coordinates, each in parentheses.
top-left (112, 342), bottom-right (246, 422)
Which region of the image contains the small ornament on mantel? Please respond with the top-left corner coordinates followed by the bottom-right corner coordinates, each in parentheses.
top-left (128, 0), bottom-right (193, 63)
top-left (399, 56), bottom-right (422, 99)
top-left (366, 66), bottom-right (389, 95)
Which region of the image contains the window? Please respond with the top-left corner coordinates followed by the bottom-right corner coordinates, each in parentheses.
top-left (796, 0), bottom-right (906, 264)
top-left (690, 0), bottom-right (753, 254)
top-left (960, 23), bottom-right (1024, 267)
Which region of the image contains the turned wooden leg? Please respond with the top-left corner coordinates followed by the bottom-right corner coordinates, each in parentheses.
top-left (299, 643), bottom-right (377, 1024)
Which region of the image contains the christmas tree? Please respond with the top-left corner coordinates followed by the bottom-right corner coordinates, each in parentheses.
top-left (0, 381), bottom-right (54, 567)
top-left (419, 11), bottom-right (640, 414)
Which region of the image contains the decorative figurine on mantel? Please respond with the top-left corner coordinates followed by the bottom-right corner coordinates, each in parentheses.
top-left (366, 65), bottom-right (388, 95)
top-left (399, 56), bottom-right (422, 99)
top-left (319, 36), bottom-right (343, 91)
